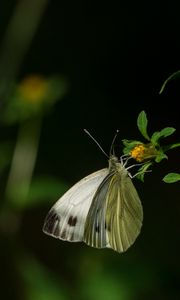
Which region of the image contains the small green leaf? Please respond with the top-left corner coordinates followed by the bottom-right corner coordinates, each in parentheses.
top-left (159, 70), bottom-right (180, 94)
top-left (155, 152), bottom-right (168, 163)
top-left (122, 139), bottom-right (142, 147)
top-left (163, 173), bottom-right (180, 183)
top-left (122, 139), bottom-right (142, 154)
top-left (151, 127), bottom-right (176, 145)
top-left (164, 142), bottom-right (180, 151)
top-left (151, 131), bottom-right (161, 145)
top-left (137, 111), bottom-right (150, 141)
top-left (158, 127), bottom-right (176, 138)
top-left (136, 162), bottom-right (153, 182)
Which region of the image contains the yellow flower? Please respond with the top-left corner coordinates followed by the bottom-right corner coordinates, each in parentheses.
top-left (18, 75), bottom-right (48, 103)
top-left (130, 144), bottom-right (146, 162)
top-left (130, 143), bottom-right (158, 162)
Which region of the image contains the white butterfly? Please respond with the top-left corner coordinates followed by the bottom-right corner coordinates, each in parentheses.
top-left (43, 131), bottom-right (143, 253)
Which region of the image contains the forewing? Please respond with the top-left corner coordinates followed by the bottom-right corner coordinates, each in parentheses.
top-left (84, 172), bottom-right (113, 249)
top-left (106, 174), bottom-right (143, 253)
top-left (43, 168), bottom-right (108, 242)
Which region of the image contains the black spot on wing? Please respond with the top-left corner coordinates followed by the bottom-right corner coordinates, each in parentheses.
top-left (68, 216), bottom-right (77, 226)
top-left (43, 209), bottom-right (60, 236)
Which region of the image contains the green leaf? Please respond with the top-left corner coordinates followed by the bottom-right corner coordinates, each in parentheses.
top-left (158, 127), bottom-right (176, 137)
top-left (137, 111), bottom-right (150, 141)
top-left (136, 162), bottom-right (153, 182)
top-left (164, 142), bottom-right (180, 151)
top-left (151, 127), bottom-right (176, 145)
top-left (122, 139), bottom-right (142, 154)
top-left (155, 151), bottom-right (168, 163)
top-left (163, 173), bottom-right (180, 183)
top-left (159, 70), bottom-right (180, 94)
top-left (122, 139), bottom-right (142, 147)
top-left (150, 131), bottom-right (161, 145)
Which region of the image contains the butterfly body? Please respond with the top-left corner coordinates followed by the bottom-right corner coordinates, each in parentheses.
top-left (43, 155), bottom-right (143, 253)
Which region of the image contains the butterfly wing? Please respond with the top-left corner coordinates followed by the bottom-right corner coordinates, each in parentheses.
top-left (84, 172), bottom-right (113, 249)
top-left (106, 173), bottom-right (143, 252)
top-left (43, 168), bottom-right (108, 242)
top-left (84, 170), bottom-right (143, 253)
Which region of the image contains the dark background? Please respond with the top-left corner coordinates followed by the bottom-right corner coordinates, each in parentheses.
top-left (0, 1), bottom-right (179, 300)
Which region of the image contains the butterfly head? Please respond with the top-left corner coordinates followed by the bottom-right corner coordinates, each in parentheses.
top-left (108, 155), bottom-right (128, 175)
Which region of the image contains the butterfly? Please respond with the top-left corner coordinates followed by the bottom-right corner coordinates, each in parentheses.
top-left (43, 131), bottom-right (143, 253)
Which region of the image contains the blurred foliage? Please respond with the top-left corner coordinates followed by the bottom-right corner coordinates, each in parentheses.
top-left (8, 176), bottom-right (69, 209)
top-left (0, 72), bottom-right (69, 299)
top-left (2, 74), bottom-right (67, 124)
top-left (0, 141), bottom-right (13, 174)
top-left (17, 255), bottom-right (67, 300)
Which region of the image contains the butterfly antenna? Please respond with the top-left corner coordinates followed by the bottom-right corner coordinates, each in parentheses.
top-left (109, 129), bottom-right (119, 156)
top-left (84, 129), bottom-right (109, 158)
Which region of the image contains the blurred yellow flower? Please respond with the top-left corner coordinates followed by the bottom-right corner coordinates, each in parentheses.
top-left (2, 73), bottom-right (67, 124)
top-left (18, 75), bottom-right (48, 103)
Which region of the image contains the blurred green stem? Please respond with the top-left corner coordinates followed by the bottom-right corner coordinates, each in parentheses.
top-left (0, 0), bottom-right (48, 100)
top-left (5, 117), bottom-right (42, 206)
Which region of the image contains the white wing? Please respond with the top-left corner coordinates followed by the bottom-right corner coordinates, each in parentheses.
top-left (84, 172), bottom-right (113, 249)
top-left (43, 168), bottom-right (108, 242)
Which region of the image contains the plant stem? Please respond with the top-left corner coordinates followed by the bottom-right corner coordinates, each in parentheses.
top-left (5, 117), bottom-right (42, 207)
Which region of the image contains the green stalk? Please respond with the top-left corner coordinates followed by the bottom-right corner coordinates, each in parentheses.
top-left (5, 117), bottom-right (42, 207)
